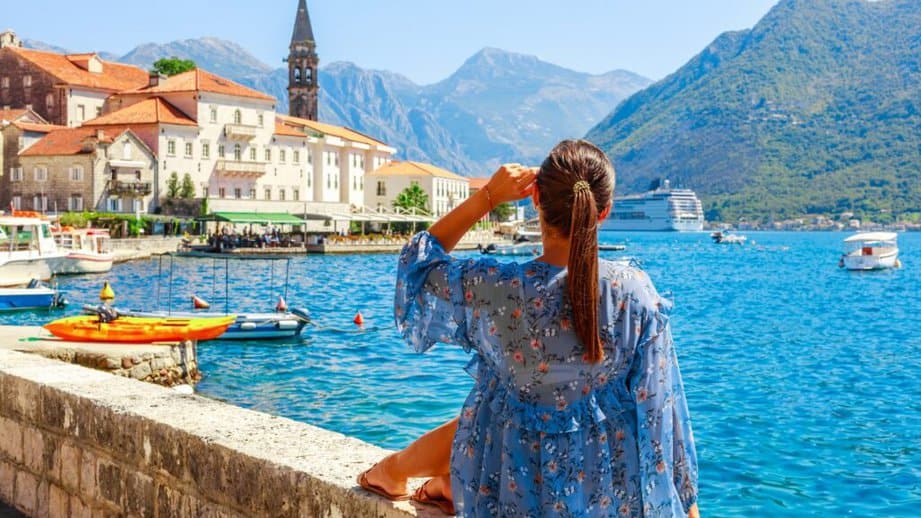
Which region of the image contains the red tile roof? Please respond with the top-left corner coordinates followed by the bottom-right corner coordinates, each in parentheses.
top-left (20, 127), bottom-right (118, 156)
top-left (12, 122), bottom-right (66, 133)
top-left (274, 121), bottom-right (306, 138)
top-left (277, 114), bottom-right (389, 147)
top-left (0, 108), bottom-right (28, 122)
top-left (6, 47), bottom-right (149, 92)
top-left (130, 69), bottom-right (275, 102)
top-left (83, 98), bottom-right (197, 127)
top-left (468, 177), bottom-right (489, 190)
top-left (370, 161), bottom-right (467, 181)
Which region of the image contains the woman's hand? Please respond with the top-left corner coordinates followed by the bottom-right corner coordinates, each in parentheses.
top-left (484, 164), bottom-right (538, 208)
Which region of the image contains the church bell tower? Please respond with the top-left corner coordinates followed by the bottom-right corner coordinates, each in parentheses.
top-left (287, 0), bottom-right (318, 120)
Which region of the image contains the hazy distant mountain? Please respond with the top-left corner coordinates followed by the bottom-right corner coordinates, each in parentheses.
top-left (586, 0), bottom-right (921, 222)
top-left (118, 37), bottom-right (273, 79)
top-left (23, 38), bottom-right (118, 62)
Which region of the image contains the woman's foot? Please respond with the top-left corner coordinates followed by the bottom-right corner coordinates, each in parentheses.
top-left (411, 475), bottom-right (454, 515)
top-left (358, 455), bottom-right (409, 500)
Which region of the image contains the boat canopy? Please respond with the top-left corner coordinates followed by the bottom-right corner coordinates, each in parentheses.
top-left (212, 212), bottom-right (306, 225)
top-left (843, 232), bottom-right (898, 243)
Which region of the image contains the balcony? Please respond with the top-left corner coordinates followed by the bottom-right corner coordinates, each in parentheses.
top-left (223, 124), bottom-right (258, 141)
top-left (215, 160), bottom-right (267, 178)
top-left (107, 180), bottom-right (152, 196)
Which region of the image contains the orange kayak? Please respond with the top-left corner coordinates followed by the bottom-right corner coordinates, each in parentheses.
top-left (43, 315), bottom-right (236, 343)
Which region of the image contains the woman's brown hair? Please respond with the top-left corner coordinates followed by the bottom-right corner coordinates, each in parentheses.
top-left (536, 140), bottom-right (615, 363)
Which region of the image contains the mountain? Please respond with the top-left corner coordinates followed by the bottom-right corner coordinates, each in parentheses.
top-left (110, 39), bottom-right (650, 176)
top-left (586, 0), bottom-right (921, 223)
top-left (118, 37), bottom-right (273, 79)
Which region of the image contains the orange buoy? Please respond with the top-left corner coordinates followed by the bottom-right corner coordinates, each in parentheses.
top-left (275, 296), bottom-right (288, 312)
top-left (99, 281), bottom-right (115, 302)
top-left (353, 311), bottom-right (364, 325)
top-left (192, 295), bottom-right (210, 309)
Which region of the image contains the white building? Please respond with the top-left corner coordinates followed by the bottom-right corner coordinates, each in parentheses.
top-left (365, 161), bottom-right (469, 217)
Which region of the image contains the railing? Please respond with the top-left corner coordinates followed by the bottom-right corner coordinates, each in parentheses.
top-left (223, 123), bottom-right (258, 140)
top-left (107, 180), bottom-right (152, 195)
top-left (214, 160), bottom-right (267, 177)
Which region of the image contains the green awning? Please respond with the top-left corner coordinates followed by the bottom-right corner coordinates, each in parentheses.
top-left (212, 212), bottom-right (305, 225)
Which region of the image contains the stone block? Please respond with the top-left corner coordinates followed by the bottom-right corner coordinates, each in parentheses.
top-left (0, 416), bottom-right (23, 463)
top-left (49, 484), bottom-right (69, 518)
top-left (70, 495), bottom-right (92, 518)
top-left (41, 434), bottom-right (62, 482)
top-left (0, 460), bottom-right (14, 503)
top-left (124, 471), bottom-right (155, 518)
top-left (96, 458), bottom-right (124, 508)
top-left (13, 469), bottom-right (38, 515)
top-left (60, 442), bottom-right (81, 491)
top-left (186, 439), bottom-right (227, 498)
top-left (21, 425), bottom-right (44, 473)
top-left (79, 449), bottom-right (95, 500)
top-left (146, 424), bottom-right (188, 481)
top-left (3, 377), bottom-right (40, 423)
top-left (39, 387), bottom-right (77, 434)
top-left (35, 479), bottom-right (49, 518)
top-left (129, 362), bottom-right (153, 380)
top-left (150, 357), bottom-right (171, 372)
top-left (121, 357), bottom-right (133, 369)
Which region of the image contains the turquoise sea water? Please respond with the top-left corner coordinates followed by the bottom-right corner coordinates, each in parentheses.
top-left (3, 231), bottom-right (919, 516)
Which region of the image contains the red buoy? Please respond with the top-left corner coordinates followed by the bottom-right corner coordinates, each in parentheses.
top-left (191, 295), bottom-right (210, 309)
top-left (353, 311), bottom-right (364, 325)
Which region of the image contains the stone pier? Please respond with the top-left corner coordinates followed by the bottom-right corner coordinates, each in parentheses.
top-left (0, 332), bottom-right (434, 517)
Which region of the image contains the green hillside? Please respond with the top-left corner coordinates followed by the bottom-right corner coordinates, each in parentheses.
top-left (586, 0), bottom-right (921, 224)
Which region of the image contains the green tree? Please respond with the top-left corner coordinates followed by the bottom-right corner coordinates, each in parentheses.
top-left (151, 57), bottom-right (196, 77)
top-left (180, 173), bottom-right (196, 199)
top-left (491, 202), bottom-right (516, 222)
top-left (166, 172), bottom-right (180, 199)
top-left (392, 184), bottom-right (429, 214)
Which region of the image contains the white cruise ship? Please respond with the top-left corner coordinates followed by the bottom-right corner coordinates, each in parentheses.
top-left (601, 180), bottom-right (705, 231)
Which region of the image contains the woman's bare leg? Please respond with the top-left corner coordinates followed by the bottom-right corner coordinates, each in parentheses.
top-left (363, 417), bottom-right (458, 496)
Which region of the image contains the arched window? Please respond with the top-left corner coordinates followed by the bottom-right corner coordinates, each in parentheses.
top-left (233, 144), bottom-right (242, 161)
top-left (45, 93), bottom-right (54, 109)
top-left (305, 68), bottom-right (313, 85)
top-left (293, 68), bottom-right (301, 85)
top-left (123, 142), bottom-right (132, 160)
top-left (233, 109), bottom-right (242, 125)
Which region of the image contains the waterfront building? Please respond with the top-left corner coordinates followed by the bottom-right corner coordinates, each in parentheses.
top-left (14, 126), bottom-right (155, 213)
top-left (0, 35), bottom-right (149, 127)
top-left (287, 0), bottom-right (319, 121)
top-left (365, 161), bottom-right (469, 217)
top-left (1, 116), bottom-right (65, 210)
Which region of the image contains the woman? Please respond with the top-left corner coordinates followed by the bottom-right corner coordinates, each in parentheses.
top-left (360, 140), bottom-right (699, 517)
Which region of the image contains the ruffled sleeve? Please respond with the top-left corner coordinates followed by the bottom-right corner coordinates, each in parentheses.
top-left (628, 278), bottom-right (699, 516)
top-left (394, 231), bottom-right (475, 353)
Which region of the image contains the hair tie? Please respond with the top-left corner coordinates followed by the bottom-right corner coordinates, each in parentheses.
top-left (573, 180), bottom-right (591, 194)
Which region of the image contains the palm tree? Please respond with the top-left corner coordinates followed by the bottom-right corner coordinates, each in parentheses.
top-left (392, 184), bottom-right (430, 215)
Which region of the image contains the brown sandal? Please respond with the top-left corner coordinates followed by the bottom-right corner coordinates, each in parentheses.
top-left (356, 465), bottom-right (411, 501)
top-left (411, 479), bottom-right (456, 515)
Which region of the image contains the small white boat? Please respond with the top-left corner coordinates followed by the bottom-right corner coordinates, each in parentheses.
top-left (53, 228), bottom-right (114, 274)
top-left (480, 242), bottom-right (543, 256)
top-left (0, 279), bottom-right (66, 311)
top-left (0, 215), bottom-right (68, 287)
top-left (711, 231), bottom-right (747, 245)
top-left (840, 232), bottom-right (901, 271)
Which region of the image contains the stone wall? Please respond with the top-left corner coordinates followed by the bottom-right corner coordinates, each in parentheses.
top-left (0, 348), bottom-right (432, 517)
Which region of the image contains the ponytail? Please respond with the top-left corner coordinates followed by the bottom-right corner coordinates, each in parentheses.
top-left (568, 182), bottom-right (603, 363)
top-left (536, 140), bottom-right (614, 365)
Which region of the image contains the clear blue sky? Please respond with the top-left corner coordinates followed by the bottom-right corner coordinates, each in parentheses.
top-left (5, 0), bottom-right (780, 84)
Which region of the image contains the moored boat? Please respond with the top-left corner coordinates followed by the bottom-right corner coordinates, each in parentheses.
top-left (82, 305), bottom-right (311, 340)
top-left (0, 215), bottom-right (68, 286)
top-left (711, 231), bottom-right (747, 245)
top-left (839, 232), bottom-right (901, 271)
top-left (0, 279), bottom-right (67, 311)
top-left (479, 242), bottom-right (543, 256)
top-left (43, 314), bottom-right (236, 343)
top-left (53, 228), bottom-right (114, 274)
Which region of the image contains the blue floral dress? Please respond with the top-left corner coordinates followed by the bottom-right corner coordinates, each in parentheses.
top-left (395, 232), bottom-right (698, 517)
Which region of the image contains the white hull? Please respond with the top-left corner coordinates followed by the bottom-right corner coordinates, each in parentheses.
top-left (0, 258), bottom-right (54, 287)
top-left (602, 218), bottom-right (704, 232)
top-left (53, 253), bottom-right (115, 275)
top-left (489, 242), bottom-right (543, 256)
top-left (843, 250), bottom-right (899, 270)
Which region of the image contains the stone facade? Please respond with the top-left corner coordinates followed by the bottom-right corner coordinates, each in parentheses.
top-left (0, 49), bottom-right (67, 127)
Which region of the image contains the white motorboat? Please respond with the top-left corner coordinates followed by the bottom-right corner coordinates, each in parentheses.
top-left (711, 231), bottom-right (747, 245)
top-left (480, 241), bottom-right (543, 257)
top-left (0, 215), bottom-right (67, 287)
top-left (53, 228), bottom-right (114, 274)
top-left (840, 232), bottom-right (901, 271)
